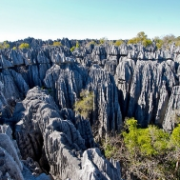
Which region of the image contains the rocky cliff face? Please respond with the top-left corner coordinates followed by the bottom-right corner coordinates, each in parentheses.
top-left (0, 38), bottom-right (180, 179)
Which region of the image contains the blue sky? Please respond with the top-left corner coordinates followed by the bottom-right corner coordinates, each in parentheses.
top-left (0, 0), bottom-right (180, 41)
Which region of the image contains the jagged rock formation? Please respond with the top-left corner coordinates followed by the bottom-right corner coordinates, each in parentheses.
top-left (0, 124), bottom-right (52, 180)
top-left (14, 87), bottom-right (121, 180)
top-left (163, 85), bottom-right (180, 132)
top-left (0, 37), bottom-right (180, 179)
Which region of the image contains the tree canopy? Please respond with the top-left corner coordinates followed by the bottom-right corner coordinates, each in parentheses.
top-left (19, 43), bottom-right (30, 49)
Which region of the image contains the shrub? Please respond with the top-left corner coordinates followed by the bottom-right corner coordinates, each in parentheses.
top-left (127, 31), bottom-right (152, 47)
top-left (74, 90), bottom-right (94, 119)
top-left (101, 118), bottom-right (180, 179)
top-left (171, 124), bottom-right (180, 147)
top-left (142, 39), bottom-right (153, 47)
top-left (103, 139), bottom-right (118, 159)
top-left (70, 46), bottom-right (75, 52)
top-left (153, 36), bottom-right (163, 49)
top-left (123, 118), bottom-right (170, 157)
top-left (19, 43), bottom-right (30, 49)
top-left (127, 37), bottom-right (139, 45)
top-left (0, 41), bottom-right (10, 49)
top-left (114, 40), bottom-right (124, 46)
top-left (53, 41), bottom-right (62, 46)
top-left (12, 46), bottom-right (17, 50)
top-left (75, 41), bottom-right (80, 48)
top-left (99, 37), bottom-right (108, 45)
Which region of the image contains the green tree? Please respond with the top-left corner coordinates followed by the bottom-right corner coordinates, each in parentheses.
top-left (127, 31), bottom-right (152, 47)
top-left (19, 43), bottom-right (30, 49)
top-left (137, 31), bottom-right (147, 42)
top-left (74, 90), bottom-right (94, 119)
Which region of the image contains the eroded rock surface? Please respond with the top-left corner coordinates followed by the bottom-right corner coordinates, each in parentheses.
top-left (14, 87), bottom-right (121, 180)
top-left (0, 38), bottom-right (180, 179)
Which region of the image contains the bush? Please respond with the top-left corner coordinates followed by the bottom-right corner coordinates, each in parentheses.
top-left (123, 118), bottom-right (170, 157)
top-left (19, 43), bottom-right (30, 49)
top-left (99, 37), bottom-right (108, 45)
top-left (53, 41), bottom-right (62, 46)
top-left (127, 31), bottom-right (152, 47)
top-left (75, 41), bottom-right (80, 48)
top-left (101, 118), bottom-right (180, 179)
top-left (74, 90), bottom-right (94, 119)
top-left (142, 39), bottom-right (153, 47)
top-left (171, 124), bottom-right (180, 147)
top-left (70, 46), bottom-right (75, 52)
top-left (114, 40), bottom-right (124, 46)
top-left (12, 46), bottom-right (17, 50)
top-left (0, 41), bottom-right (10, 49)
top-left (127, 37), bottom-right (139, 45)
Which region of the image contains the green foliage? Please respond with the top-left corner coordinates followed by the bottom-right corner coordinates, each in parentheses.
top-left (114, 40), bottom-right (124, 46)
top-left (154, 36), bottom-right (163, 49)
top-left (75, 41), bottom-right (80, 48)
top-left (137, 31), bottom-right (147, 41)
top-left (99, 37), bottom-right (107, 44)
top-left (19, 43), bottom-right (30, 49)
top-left (12, 46), bottom-right (17, 50)
top-left (127, 37), bottom-right (139, 45)
top-left (103, 140), bottom-right (118, 159)
top-left (101, 118), bottom-right (180, 179)
top-left (53, 41), bottom-right (62, 46)
top-left (0, 41), bottom-right (10, 49)
top-left (86, 41), bottom-right (97, 48)
top-left (74, 90), bottom-right (94, 119)
top-left (142, 39), bottom-right (153, 47)
top-left (70, 46), bottom-right (76, 52)
top-left (127, 31), bottom-right (152, 47)
top-left (123, 118), bottom-right (170, 157)
top-left (171, 124), bottom-right (180, 147)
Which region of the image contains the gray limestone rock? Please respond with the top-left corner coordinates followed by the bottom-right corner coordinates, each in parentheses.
top-left (13, 87), bottom-right (121, 180)
top-left (163, 85), bottom-right (180, 132)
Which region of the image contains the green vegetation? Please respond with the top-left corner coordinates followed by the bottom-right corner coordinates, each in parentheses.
top-left (12, 46), bottom-right (17, 50)
top-left (70, 46), bottom-right (76, 52)
top-left (0, 41), bottom-right (10, 49)
top-left (74, 90), bottom-right (94, 119)
top-left (153, 36), bottom-right (163, 49)
top-left (53, 41), bottom-right (62, 46)
top-left (123, 119), bottom-right (170, 156)
top-left (101, 118), bottom-right (180, 179)
top-left (75, 41), bottom-right (80, 48)
top-left (86, 40), bottom-right (97, 47)
top-left (19, 43), bottom-right (30, 49)
top-left (99, 37), bottom-right (107, 44)
top-left (114, 40), bottom-right (124, 46)
top-left (128, 31), bottom-right (152, 47)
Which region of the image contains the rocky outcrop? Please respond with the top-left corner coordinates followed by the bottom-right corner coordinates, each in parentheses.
top-left (13, 87), bottom-right (121, 180)
top-left (163, 85), bottom-right (180, 132)
top-left (0, 124), bottom-right (52, 180)
top-left (1, 38), bottom-right (180, 179)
